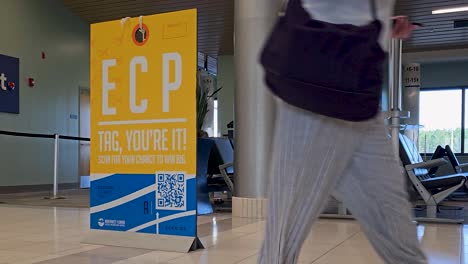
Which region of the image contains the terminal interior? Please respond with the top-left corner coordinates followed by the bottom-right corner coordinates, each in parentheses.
top-left (1, 0), bottom-right (468, 263)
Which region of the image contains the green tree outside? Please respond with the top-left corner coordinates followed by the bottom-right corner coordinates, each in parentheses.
top-left (418, 128), bottom-right (462, 153)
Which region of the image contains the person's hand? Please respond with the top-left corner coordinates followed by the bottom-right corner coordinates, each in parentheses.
top-left (391, 16), bottom-right (420, 39)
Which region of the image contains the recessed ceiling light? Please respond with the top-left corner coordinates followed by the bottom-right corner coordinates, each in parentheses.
top-left (433, 6), bottom-right (468, 14)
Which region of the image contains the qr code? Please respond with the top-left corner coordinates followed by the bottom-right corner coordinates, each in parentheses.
top-left (156, 173), bottom-right (186, 211)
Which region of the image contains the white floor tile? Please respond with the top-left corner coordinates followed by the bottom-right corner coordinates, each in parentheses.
top-left (0, 205), bottom-right (465, 264)
top-left (111, 251), bottom-right (185, 264)
top-left (167, 251), bottom-right (250, 264)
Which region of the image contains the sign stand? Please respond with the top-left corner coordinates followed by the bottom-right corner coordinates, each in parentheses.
top-left (84, 231), bottom-right (204, 253)
top-left (84, 9), bottom-right (202, 253)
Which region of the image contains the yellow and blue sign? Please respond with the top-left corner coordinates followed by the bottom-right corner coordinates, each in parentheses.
top-left (0, 54), bottom-right (19, 114)
top-left (90, 9), bottom-right (197, 239)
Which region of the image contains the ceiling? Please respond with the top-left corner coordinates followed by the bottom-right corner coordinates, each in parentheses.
top-left (63, 0), bottom-right (468, 56)
top-left (396, 0), bottom-right (468, 52)
top-left (62, 0), bottom-right (234, 57)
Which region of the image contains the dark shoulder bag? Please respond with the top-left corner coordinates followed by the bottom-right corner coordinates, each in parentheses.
top-left (260, 0), bottom-right (386, 121)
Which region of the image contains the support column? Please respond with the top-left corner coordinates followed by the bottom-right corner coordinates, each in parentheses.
top-left (232, 0), bottom-right (280, 218)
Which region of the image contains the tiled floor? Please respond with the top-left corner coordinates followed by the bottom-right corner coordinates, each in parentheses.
top-left (0, 190), bottom-right (89, 208)
top-left (0, 205), bottom-right (466, 264)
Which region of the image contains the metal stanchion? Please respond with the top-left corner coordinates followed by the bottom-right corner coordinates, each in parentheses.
top-left (45, 134), bottom-right (65, 200)
top-left (320, 38), bottom-right (407, 220)
top-left (54, 133), bottom-right (59, 197)
top-left (389, 39), bottom-right (452, 223)
top-left (0, 130), bottom-right (89, 201)
top-left (388, 38), bottom-right (410, 157)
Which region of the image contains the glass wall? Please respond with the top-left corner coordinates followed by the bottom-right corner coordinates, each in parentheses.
top-left (419, 89), bottom-right (463, 153)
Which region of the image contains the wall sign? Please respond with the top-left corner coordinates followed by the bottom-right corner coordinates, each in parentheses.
top-left (197, 52), bottom-right (206, 70)
top-left (86, 9), bottom-right (199, 252)
top-left (403, 63), bottom-right (421, 126)
top-left (206, 55), bottom-right (217, 76)
top-left (404, 63), bottom-right (421, 87)
top-left (0, 54), bottom-right (19, 114)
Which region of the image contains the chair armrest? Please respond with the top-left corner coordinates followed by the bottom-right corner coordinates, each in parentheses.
top-left (219, 162), bottom-right (233, 170)
top-left (455, 163), bottom-right (468, 173)
top-left (405, 158), bottom-right (447, 171)
top-left (218, 163), bottom-right (234, 193)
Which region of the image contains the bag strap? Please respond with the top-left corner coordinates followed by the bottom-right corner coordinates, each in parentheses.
top-left (369, 0), bottom-right (378, 20)
top-left (282, 0), bottom-right (378, 20)
top-left (283, 0), bottom-right (311, 22)
top-left (279, 0), bottom-right (288, 16)
top-left (288, 0), bottom-right (306, 15)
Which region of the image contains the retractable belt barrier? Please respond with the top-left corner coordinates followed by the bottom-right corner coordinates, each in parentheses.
top-left (0, 130), bottom-right (90, 141)
top-left (0, 130), bottom-right (90, 199)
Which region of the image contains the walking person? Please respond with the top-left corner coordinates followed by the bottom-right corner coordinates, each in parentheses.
top-left (258, 0), bottom-right (426, 263)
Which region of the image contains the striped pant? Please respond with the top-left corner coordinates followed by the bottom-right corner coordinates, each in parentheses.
top-left (258, 100), bottom-right (427, 264)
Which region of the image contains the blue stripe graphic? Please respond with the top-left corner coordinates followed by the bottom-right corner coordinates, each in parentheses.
top-left (90, 174), bottom-right (197, 237)
top-left (91, 174), bottom-right (155, 207)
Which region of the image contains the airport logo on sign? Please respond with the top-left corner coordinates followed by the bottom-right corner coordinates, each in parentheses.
top-left (0, 54), bottom-right (19, 114)
top-left (98, 218), bottom-right (105, 227)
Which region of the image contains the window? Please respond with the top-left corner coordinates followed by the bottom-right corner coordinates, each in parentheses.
top-left (465, 91), bottom-right (468, 152)
top-left (213, 98), bottom-right (219, 137)
top-left (419, 89), bottom-right (463, 153)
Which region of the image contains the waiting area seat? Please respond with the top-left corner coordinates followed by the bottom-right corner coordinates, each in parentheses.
top-left (428, 145), bottom-right (446, 175)
top-left (445, 145), bottom-right (468, 174)
top-left (211, 137), bottom-right (234, 193)
top-left (421, 175), bottom-right (466, 189)
top-left (399, 134), bottom-right (467, 223)
top-left (197, 137), bottom-right (235, 215)
top-left (197, 138), bottom-right (217, 215)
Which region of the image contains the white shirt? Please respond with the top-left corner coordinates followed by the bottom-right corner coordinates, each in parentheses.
top-left (302, 0), bottom-right (396, 51)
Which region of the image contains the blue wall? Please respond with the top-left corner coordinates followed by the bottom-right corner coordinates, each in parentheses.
top-left (0, 0), bottom-right (89, 187)
top-left (217, 56), bottom-right (235, 136)
top-left (421, 61), bottom-right (468, 88)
